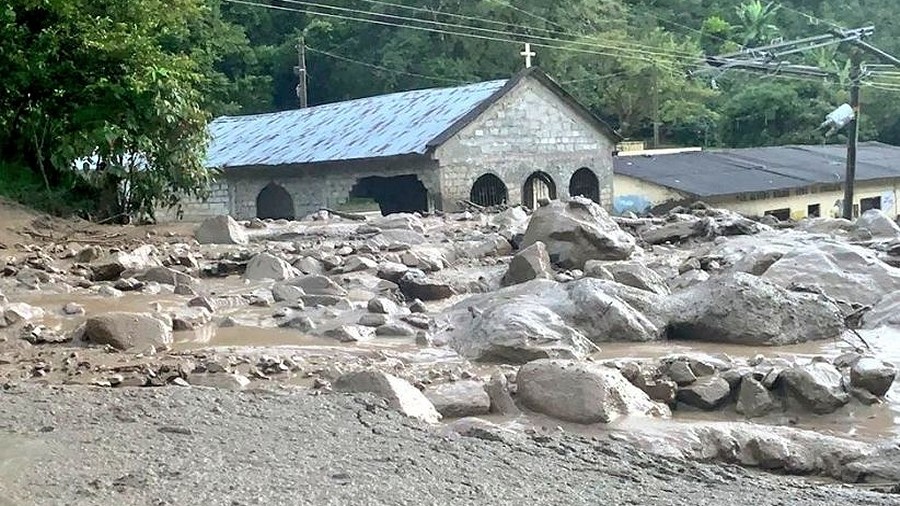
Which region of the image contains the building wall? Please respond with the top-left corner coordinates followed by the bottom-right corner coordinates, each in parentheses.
top-left (613, 174), bottom-right (690, 214)
top-left (155, 181), bottom-right (231, 222)
top-left (611, 174), bottom-right (900, 219)
top-left (434, 76), bottom-right (616, 210)
top-left (707, 180), bottom-right (900, 219)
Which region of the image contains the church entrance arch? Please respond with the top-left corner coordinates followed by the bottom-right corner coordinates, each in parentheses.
top-left (522, 171), bottom-right (557, 209)
top-left (256, 182), bottom-right (295, 220)
top-left (569, 167), bottom-right (600, 203)
top-left (470, 174), bottom-right (508, 207)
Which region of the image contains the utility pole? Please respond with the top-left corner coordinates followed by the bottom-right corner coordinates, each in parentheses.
top-left (295, 36), bottom-right (308, 108)
top-left (842, 51), bottom-right (862, 220)
top-left (652, 67), bottom-right (661, 148)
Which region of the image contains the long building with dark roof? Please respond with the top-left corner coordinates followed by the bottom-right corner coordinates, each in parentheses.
top-left (613, 142), bottom-right (900, 220)
top-left (163, 67), bottom-right (619, 221)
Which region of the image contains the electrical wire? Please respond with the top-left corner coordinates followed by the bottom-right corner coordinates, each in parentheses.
top-left (227, 0), bottom-right (703, 63)
top-left (306, 45), bottom-right (466, 84)
top-left (777, 3), bottom-right (844, 30)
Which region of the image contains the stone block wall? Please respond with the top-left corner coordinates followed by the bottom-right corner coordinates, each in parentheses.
top-left (155, 181), bottom-right (231, 222)
top-left (434, 76), bottom-right (615, 210)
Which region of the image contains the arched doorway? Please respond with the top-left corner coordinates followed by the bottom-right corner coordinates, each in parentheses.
top-left (256, 182), bottom-right (295, 220)
top-left (470, 174), bottom-right (508, 207)
top-left (349, 175), bottom-right (428, 215)
top-left (522, 171), bottom-right (557, 209)
top-left (569, 167), bottom-right (600, 203)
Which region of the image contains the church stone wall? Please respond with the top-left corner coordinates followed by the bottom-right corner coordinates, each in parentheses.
top-left (433, 76), bottom-right (615, 210)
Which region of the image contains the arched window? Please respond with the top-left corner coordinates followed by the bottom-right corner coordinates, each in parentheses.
top-left (470, 174), bottom-right (508, 207)
top-left (522, 171), bottom-right (557, 209)
top-left (256, 182), bottom-right (295, 220)
top-left (569, 168), bottom-right (600, 203)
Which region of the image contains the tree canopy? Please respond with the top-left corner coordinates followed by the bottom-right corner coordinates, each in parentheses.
top-left (3, 0), bottom-right (900, 219)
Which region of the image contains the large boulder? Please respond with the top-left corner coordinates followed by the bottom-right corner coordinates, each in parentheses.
top-left (861, 292), bottom-right (900, 328)
top-left (91, 245), bottom-right (160, 281)
top-left (676, 376), bottom-right (731, 410)
top-left (398, 270), bottom-right (455, 301)
top-left (763, 241), bottom-right (900, 306)
top-left (501, 241), bottom-right (552, 287)
top-left (138, 266), bottom-right (197, 287)
top-left (735, 376), bottom-right (776, 418)
top-left (288, 275), bottom-right (346, 296)
top-left (370, 213), bottom-right (425, 233)
top-left (244, 253), bottom-right (300, 281)
top-left (438, 279), bottom-right (670, 363)
top-left (521, 197), bottom-right (636, 269)
top-left (424, 381), bottom-right (491, 418)
top-left (850, 358), bottom-right (897, 397)
top-left (602, 261), bottom-right (670, 295)
top-left (195, 215), bottom-right (248, 245)
top-left (778, 362), bottom-right (849, 414)
top-left (855, 209), bottom-right (900, 239)
top-left (669, 272), bottom-right (844, 345)
top-left (333, 370), bottom-right (441, 423)
top-left (517, 359), bottom-right (670, 424)
top-left (82, 312), bottom-right (173, 351)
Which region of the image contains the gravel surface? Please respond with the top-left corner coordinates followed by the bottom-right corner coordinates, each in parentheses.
top-left (0, 385), bottom-right (897, 506)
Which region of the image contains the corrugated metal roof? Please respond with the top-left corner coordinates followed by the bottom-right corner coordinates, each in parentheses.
top-left (614, 142), bottom-right (900, 197)
top-left (206, 79), bottom-right (508, 168)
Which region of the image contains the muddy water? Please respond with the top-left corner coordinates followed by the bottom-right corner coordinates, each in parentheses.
top-left (597, 330), bottom-right (900, 440)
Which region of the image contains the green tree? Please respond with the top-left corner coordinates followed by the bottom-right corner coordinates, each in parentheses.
top-left (735, 0), bottom-right (781, 46)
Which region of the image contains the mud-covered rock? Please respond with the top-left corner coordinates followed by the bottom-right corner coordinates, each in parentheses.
top-left (398, 270), bottom-right (455, 301)
top-left (333, 369), bottom-right (441, 423)
top-left (669, 272), bottom-right (844, 345)
top-left (779, 362), bottom-right (849, 414)
top-left (736, 377), bottom-right (776, 418)
top-left (521, 197), bottom-right (636, 269)
top-left (603, 261), bottom-right (670, 295)
top-left (425, 381), bottom-right (491, 418)
top-left (855, 209), bottom-right (900, 239)
top-left (517, 359), bottom-right (669, 424)
top-left (850, 358), bottom-right (897, 397)
top-left (195, 215), bottom-right (248, 245)
top-left (244, 253), bottom-right (300, 281)
top-left (82, 312), bottom-right (173, 351)
top-left (676, 376), bottom-right (731, 410)
top-left (501, 241), bottom-right (552, 287)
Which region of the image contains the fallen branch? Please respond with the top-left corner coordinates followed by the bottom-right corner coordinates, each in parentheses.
top-left (457, 199), bottom-right (485, 212)
top-left (849, 328), bottom-right (873, 352)
top-left (320, 208), bottom-right (367, 221)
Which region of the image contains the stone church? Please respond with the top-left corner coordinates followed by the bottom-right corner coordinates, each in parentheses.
top-left (165, 67), bottom-right (619, 221)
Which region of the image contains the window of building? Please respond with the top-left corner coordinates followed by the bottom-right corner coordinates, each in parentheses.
top-left (860, 196), bottom-right (882, 213)
top-left (807, 203), bottom-right (821, 218)
top-left (765, 208), bottom-right (791, 221)
top-left (853, 203), bottom-right (860, 218)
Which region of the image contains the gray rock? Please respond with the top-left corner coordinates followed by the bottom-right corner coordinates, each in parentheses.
top-left (736, 377), bottom-right (776, 418)
top-left (288, 275), bottom-right (346, 297)
top-left (485, 373), bottom-right (519, 415)
top-left (91, 246), bottom-right (159, 281)
top-left (301, 294), bottom-right (349, 307)
top-left (82, 312), bottom-right (173, 351)
top-left (855, 209), bottom-right (900, 238)
top-left (517, 359), bottom-right (669, 424)
top-left (272, 284), bottom-right (305, 303)
top-left (333, 369), bottom-right (441, 423)
top-left (323, 325), bottom-right (374, 343)
top-left (244, 253), bottom-right (300, 281)
top-left (520, 197), bottom-right (636, 269)
top-left (676, 376), bottom-right (731, 410)
top-left (850, 358), bottom-right (897, 397)
top-left (665, 361), bottom-right (697, 386)
top-left (582, 261), bottom-right (614, 281)
top-left (189, 373), bottom-right (251, 391)
top-left (195, 215), bottom-right (248, 245)
top-left (376, 262), bottom-right (410, 283)
top-left (640, 379), bottom-right (678, 406)
top-left (370, 213), bottom-right (425, 233)
top-left (641, 219), bottom-right (702, 245)
top-left (425, 381), bottom-right (491, 418)
top-left (669, 272), bottom-right (844, 345)
top-left (375, 323), bottom-right (416, 337)
top-left (62, 302), bottom-right (85, 316)
top-left (668, 269), bottom-right (710, 291)
top-left (341, 255), bottom-right (378, 273)
top-left (358, 313), bottom-right (388, 327)
top-left (779, 362), bottom-right (849, 414)
top-left (501, 241), bottom-right (552, 287)
top-left (138, 266), bottom-right (197, 287)
top-left (293, 256), bottom-right (325, 275)
top-left (279, 315), bottom-right (315, 332)
top-left (398, 270), bottom-right (455, 301)
top-left (603, 261), bottom-right (670, 295)
top-left (367, 297), bottom-right (401, 315)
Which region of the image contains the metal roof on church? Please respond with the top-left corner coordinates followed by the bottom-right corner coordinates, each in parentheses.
top-left (614, 142), bottom-right (900, 197)
top-left (205, 79), bottom-right (508, 168)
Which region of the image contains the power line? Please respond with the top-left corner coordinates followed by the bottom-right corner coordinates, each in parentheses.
top-left (777, 3), bottom-right (843, 30)
top-left (306, 45), bottom-right (466, 84)
top-left (230, 0), bottom-right (703, 63)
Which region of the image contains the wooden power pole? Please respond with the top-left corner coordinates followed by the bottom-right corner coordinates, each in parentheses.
top-left (842, 51), bottom-right (862, 220)
top-left (295, 36), bottom-right (308, 108)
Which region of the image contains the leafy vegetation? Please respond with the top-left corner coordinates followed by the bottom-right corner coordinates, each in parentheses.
top-left (3, 0), bottom-right (900, 219)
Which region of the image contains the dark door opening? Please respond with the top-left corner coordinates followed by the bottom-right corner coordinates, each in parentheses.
top-left (257, 182), bottom-right (295, 220)
top-left (807, 203), bottom-right (821, 218)
top-left (522, 171), bottom-right (557, 209)
top-left (764, 208), bottom-right (791, 221)
top-left (349, 175), bottom-right (428, 215)
top-left (861, 196), bottom-right (882, 213)
top-left (470, 174), bottom-right (508, 207)
top-left (569, 167), bottom-right (600, 203)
